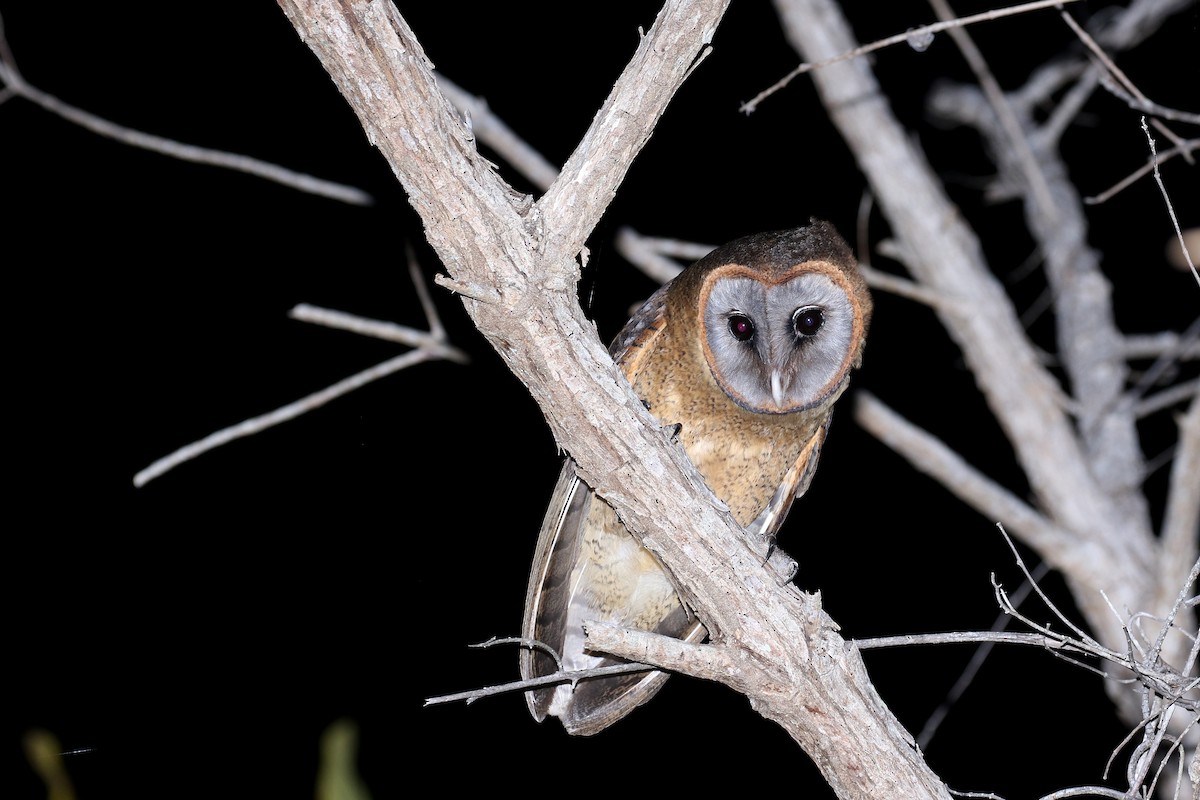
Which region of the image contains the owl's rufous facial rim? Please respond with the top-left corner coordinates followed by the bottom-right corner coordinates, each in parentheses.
top-left (696, 260), bottom-right (870, 415)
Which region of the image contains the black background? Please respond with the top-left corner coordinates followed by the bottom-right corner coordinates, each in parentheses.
top-left (5, 2), bottom-right (1197, 797)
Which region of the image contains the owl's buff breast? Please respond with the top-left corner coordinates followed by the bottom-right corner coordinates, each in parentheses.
top-left (634, 369), bottom-right (825, 527)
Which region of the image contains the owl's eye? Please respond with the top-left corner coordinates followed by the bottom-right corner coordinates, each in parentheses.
top-left (727, 313), bottom-right (755, 342)
top-left (792, 306), bottom-right (825, 338)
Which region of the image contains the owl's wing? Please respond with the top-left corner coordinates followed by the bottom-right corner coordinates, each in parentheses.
top-left (520, 462), bottom-right (590, 724)
top-left (746, 416), bottom-right (829, 542)
top-left (520, 281), bottom-right (703, 736)
top-left (520, 460), bottom-right (704, 735)
top-left (608, 280), bottom-right (671, 368)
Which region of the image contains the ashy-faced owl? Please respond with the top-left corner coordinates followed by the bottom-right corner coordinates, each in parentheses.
top-left (521, 221), bottom-right (873, 735)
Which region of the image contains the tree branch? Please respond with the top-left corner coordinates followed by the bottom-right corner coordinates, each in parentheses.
top-left (276, 1), bottom-right (952, 796)
top-left (0, 44), bottom-right (372, 205)
top-left (771, 0), bottom-right (1156, 642)
top-left (853, 392), bottom-right (1080, 566)
top-left (770, 1), bottom-right (1197, 765)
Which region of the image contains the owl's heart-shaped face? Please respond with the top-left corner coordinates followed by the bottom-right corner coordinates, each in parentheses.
top-left (700, 263), bottom-right (865, 414)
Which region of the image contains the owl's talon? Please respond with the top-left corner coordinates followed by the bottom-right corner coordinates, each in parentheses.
top-left (766, 546), bottom-right (799, 584)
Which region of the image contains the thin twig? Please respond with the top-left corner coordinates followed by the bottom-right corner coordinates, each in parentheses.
top-left (1148, 558), bottom-right (1200, 668)
top-left (997, 524), bottom-right (1099, 646)
top-left (1098, 75), bottom-right (1200, 127)
top-left (472, 636), bottom-right (562, 669)
top-left (0, 11), bottom-right (15, 71)
top-left (1123, 333), bottom-right (1200, 362)
top-left (423, 662), bottom-right (656, 707)
top-left (988, 570), bottom-right (1192, 702)
top-left (858, 264), bottom-right (952, 310)
top-left (1134, 379), bottom-right (1199, 420)
top-left (136, 252), bottom-right (468, 487)
top-left (133, 349), bottom-right (435, 487)
top-left (288, 304), bottom-right (469, 364)
top-left (408, 246), bottom-right (446, 341)
top-left (928, 0), bottom-right (1058, 219)
top-left (1160, 388), bottom-right (1200, 634)
top-left (1029, 58), bottom-right (1095, 151)
top-left (0, 59), bottom-right (373, 206)
top-left (1126, 317), bottom-right (1200, 407)
top-left (1059, 8), bottom-right (1192, 153)
top-left (432, 274), bottom-right (502, 304)
top-left (617, 228), bottom-right (716, 262)
top-left (916, 561), bottom-right (1051, 750)
top-left (740, 0), bottom-right (1084, 113)
top-left (855, 629), bottom-right (1079, 652)
top-left (1084, 138), bottom-right (1200, 205)
top-left (1141, 117), bottom-right (1199, 287)
top-left (1036, 789), bottom-right (1137, 799)
top-left (614, 227), bottom-right (702, 285)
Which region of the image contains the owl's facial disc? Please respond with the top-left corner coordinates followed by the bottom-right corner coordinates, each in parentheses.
top-left (701, 265), bottom-right (861, 413)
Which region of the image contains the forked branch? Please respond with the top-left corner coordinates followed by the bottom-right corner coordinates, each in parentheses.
top-left (276, 1), bottom-right (951, 796)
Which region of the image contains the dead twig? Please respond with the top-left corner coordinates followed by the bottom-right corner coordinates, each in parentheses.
top-left (0, 19), bottom-right (372, 206)
top-left (740, 0), bottom-right (1084, 113)
top-left (134, 263), bottom-right (464, 486)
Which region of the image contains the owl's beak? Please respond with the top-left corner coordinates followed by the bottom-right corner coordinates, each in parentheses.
top-left (770, 369), bottom-right (787, 409)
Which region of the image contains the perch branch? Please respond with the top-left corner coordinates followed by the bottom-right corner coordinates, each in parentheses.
top-left (276, 1), bottom-right (952, 795)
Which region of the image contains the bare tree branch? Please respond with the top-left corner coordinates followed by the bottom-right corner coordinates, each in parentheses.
top-left (1160, 397), bottom-right (1200, 621)
top-left (1124, 333), bottom-right (1200, 362)
top-left (1058, 5), bottom-right (1196, 149)
top-left (274, 1), bottom-right (954, 796)
top-left (1084, 139), bottom-right (1200, 205)
top-left (927, 76), bottom-right (1149, 541)
top-left (739, 0), bottom-right (1084, 114)
top-left (133, 349), bottom-right (434, 488)
top-left (287, 304), bottom-right (468, 362)
top-left (132, 255), bottom-right (464, 486)
top-left (771, 1), bottom-right (1196, 774)
top-left (773, 0), bottom-right (1156, 634)
top-left (614, 226), bottom-right (713, 285)
top-left (854, 392), bottom-right (1081, 560)
top-left (1141, 117), bottom-right (1200, 286)
top-left (0, 24), bottom-right (372, 206)
top-left (434, 75), bottom-right (559, 193)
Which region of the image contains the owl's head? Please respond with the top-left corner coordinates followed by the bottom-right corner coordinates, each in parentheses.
top-left (676, 221), bottom-right (872, 415)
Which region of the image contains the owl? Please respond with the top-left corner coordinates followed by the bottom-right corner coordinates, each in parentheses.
top-left (521, 220), bottom-right (873, 735)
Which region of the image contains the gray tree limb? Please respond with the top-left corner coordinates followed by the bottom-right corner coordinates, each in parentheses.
top-left (771, 0), bottom-right (1196, 783)
top-left (275, 1), bottom-right (952, 796)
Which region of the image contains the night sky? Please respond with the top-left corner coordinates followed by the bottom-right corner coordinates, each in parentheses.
top-left (6, 2), bottom-right (1197, 797)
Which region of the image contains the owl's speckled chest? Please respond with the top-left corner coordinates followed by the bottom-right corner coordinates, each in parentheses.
top-left (628, 325), bottom-right (827, 528)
